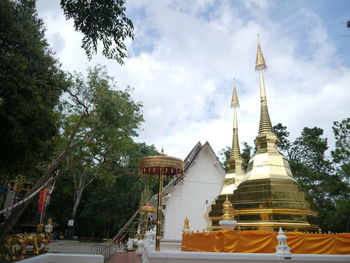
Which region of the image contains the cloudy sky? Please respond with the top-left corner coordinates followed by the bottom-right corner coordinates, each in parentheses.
top-left (36, 0), bottom-right (350, 159)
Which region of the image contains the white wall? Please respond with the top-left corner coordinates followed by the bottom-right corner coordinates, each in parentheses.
top-left (163, 144), bottom-right (225, 239)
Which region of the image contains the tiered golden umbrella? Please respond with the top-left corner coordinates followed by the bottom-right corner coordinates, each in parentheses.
top-left (140, 152), bottom-right (184, 251)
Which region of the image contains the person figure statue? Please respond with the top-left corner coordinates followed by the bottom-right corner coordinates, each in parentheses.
top-left (44, 218), bottom-right (53, 240)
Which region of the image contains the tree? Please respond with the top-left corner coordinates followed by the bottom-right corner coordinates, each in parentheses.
top-left (273, 123), bottom-right (291, 157)
top-left (0, 0), bottom-right (68, 182)
top-left (332, 118), bottom-right (350, 186)
top-left (241, 142), bottom-right (253, 171)
top-left (69, 142), bottom-right (159, 238)
top-left (0, 65), bottom-right (143, 242)
top-left (47, 142), bottom-right (159, 239)
top-left (331, 118), bottom-right (350, 232)
top-left (290, 127), bottom-right (331, 174)
top-left (60, 0), bottom-right (134, 63)
top-left (58, 65), bottom-right (143, 231)
top-left (287, 126), bottom-right (349, 231)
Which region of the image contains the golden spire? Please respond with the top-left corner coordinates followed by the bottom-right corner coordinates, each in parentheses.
top-left (255, 34), bottom-right (267, 71)
top-left (231, 79), bottom-right (240, 108)
top-left (255, 35), bottom-right (273, 134)
top-left (227, 79), bottom-right (242, 173)
top-left (254, 35), bottom-right (279, 153)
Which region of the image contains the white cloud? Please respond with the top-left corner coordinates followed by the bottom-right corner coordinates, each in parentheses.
top-left (36, 0), bottom-right (350, 159)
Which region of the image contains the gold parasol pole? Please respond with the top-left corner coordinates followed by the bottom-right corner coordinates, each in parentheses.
top-left (155, 168), bottom-right (163, 251)
top-left (139, 153), bottom-right (183, 251)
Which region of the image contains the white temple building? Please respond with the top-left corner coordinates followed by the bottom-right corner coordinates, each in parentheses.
top-left (162, 142), bottom-right (225, 239)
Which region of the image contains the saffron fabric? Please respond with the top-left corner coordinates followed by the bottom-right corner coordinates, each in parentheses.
top-left (181, 230), bottom-right (350, 255)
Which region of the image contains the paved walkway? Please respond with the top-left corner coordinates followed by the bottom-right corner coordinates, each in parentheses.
top-left (107, 252), bottom-right (142, 263)
top-left (48, 241), bottom-right (142, 262)
top-left (48, 240), bottom-right (98, 254)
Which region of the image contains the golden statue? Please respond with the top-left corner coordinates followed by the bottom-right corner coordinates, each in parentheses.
top-left (183, 217), bottom-right (190, 229)
top-left (222, 196), bottom-right (234, 221)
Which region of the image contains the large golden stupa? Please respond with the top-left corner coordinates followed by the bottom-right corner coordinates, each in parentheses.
top-left (232, 39), bottom-right (318, 232)
top-left (210, 38), bottom-right (318, 232)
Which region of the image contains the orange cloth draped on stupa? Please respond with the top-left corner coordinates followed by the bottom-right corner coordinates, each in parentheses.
top-left (182, 230), bottom-right (350, 255)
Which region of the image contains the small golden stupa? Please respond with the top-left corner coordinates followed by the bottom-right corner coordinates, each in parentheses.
top-left (231, 37), bottom-right (318, 232)
top-left (209, 80), bottom-right (244, 230)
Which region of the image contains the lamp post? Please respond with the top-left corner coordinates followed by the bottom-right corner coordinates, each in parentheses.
top-left (140, 152), bottom-right (184, 251)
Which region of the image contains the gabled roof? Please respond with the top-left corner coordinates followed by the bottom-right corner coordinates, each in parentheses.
top-left (162, 141), bottom-right (224, 197)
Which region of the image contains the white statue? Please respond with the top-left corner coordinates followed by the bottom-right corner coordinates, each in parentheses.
top-left (276, 227), bottom-right (291, 255)
top-left (127, 238), bottom-right (134, 251)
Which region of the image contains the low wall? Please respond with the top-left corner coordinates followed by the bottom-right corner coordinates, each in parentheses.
top-left (182, 230), bottom-right (350, 254)
top-left (18, 253), bottom-right (104, 263)
top-left (146, 251), bottom-right (350, 263)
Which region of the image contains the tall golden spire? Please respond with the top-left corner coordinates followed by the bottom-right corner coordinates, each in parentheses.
top-left (254, 35), bottom-right (278, 153)
top-left (227, 79), bottom-right (242, 173)
top-left (255, 35), bottom-right (273, 134)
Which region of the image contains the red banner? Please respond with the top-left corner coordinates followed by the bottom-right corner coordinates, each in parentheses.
top-left (38, 189), bottom-right (47, 213)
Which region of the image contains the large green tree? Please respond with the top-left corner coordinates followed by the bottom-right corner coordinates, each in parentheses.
top-left (0, 66), bottom-right (143, 242)
top-left (331, 118), bottom-right (350, 232)
top-left (58, 66), bottom-right (143, 230)
top-left (0, 0), bottom-right (68, 182)
top-left (276, 125), bottom-right (348, 232)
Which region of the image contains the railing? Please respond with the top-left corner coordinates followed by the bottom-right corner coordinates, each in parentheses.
top-left (91, 242), bottom-right (116, 262)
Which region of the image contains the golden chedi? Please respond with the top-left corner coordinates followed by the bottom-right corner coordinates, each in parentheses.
top-left (231, 37), bottom-right (318, 232)
top-left (209, 81), bottom-right (244, 230)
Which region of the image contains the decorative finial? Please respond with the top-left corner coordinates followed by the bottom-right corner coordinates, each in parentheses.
top-left (255, 37), bottom-right (273, 135)
top-left (161, 146), bottom-right (165, 155)
top-left (255, 35), bottom-right (267, 71)
top-left (231, 78), bottom-right (240, 108)
top-left (227, 81), bottom-right (242, 173)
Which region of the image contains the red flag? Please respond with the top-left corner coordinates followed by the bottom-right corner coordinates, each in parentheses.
top-left (38, 189), bottom-right (47, 213)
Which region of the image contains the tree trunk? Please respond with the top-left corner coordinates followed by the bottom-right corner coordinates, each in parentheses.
top-left (72, 185), bottom-right (84, 222)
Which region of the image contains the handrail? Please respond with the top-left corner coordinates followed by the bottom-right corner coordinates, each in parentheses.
top-left (112, 209), bottom-right (139, 242)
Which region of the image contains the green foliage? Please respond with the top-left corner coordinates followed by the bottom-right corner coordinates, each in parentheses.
top-left (273, 123), bottom-right (291, 156)
top-left (282, 125), bottom-right (349, 232)
top-left (332, 118), bottom-right (350, 186)
top-left (56, 65), bottom-right (144, 228)
top-left (290, 127), bottom-right (331, 173)
top-left (241, 142), bottom-right (253, 171)
top-left (331, 118), bottom-right (350, 232)
top-left (219, 142), bottom-right (252, 172)
top-left (48, 142), bottom-right (159, 238)
top-left (0, 0), bottom-right (68, 181)
top-left (219, 146), bottom-right (231, 172)
top-left (60, 0), bottom-right (134, 63)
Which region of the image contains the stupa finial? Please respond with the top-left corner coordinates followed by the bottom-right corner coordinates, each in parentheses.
top-left (231, 78), bottom-right (240, 108)
top-left (227, 80), bottom-right (242, 173)
top-left (255, 37), bottom-right (273, 134)
top-left (255, 34), bottom-right (267, 71)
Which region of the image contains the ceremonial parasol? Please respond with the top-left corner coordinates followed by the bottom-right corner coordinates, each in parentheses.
top-left (140, 152), bottom-right (184, 251)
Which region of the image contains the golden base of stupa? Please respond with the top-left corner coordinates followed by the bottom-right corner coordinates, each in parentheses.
top-left (231, 178), bottom-right (318, 232)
